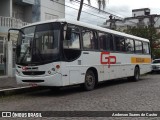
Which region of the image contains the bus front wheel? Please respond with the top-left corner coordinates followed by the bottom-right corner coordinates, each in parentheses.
top-left (83, 70), bottom-right (96, 91)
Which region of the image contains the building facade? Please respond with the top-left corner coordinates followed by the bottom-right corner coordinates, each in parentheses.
top-left (0, 0), bottom-right (65, 76)
top-left (104, 8), bottom-right (160, 31)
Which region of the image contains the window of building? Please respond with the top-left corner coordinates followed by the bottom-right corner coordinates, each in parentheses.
top-left (125, 38), bottom-right (135, 53)
top-left (135, 40), bottom-right (143, 53)
top-left (45, 13), bottom-right (58, 20)
top-left (143, 42), bottom-right (150, 54)
top-left (82, 29), bottom-right (97, 50)
top-left (114, 35), bottom-right (125, 52)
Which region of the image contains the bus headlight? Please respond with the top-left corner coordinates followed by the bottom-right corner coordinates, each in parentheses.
top-left (16, 69), bottom-right (20, 75)
top-left (48, 70), bottom-right (51, 74)
top-left (48, 67), bottom-right (57, 75)
top-left (52, 68), bottom-right (55, 71)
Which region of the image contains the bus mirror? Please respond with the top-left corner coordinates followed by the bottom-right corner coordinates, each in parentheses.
top-left (65, 28), bottom-right (72, 40)
top-left (8, 32), bottom-right (10, 41)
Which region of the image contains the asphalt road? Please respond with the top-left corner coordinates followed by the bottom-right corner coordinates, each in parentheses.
top-left (0, 73), bottom-right (160, 120)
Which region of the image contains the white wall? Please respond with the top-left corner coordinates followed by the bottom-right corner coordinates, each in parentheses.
top-left (132, 11), bottom-right (145, 17)
top-left (40, 0), bottom-right (65, 21)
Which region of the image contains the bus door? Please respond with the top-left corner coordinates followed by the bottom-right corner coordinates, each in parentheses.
top-left (63, 24), bottom-right (82, 85)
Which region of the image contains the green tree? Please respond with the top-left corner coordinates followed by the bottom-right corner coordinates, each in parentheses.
top-left (123, 26), bottom-right (160, 59)
top-left (70, 0), bottom-right (106, 21)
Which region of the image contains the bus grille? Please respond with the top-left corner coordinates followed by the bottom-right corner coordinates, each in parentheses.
top-left (22, 71), bottom-right (45, 75)
top-left (22, 80), bottom-right (44, 83)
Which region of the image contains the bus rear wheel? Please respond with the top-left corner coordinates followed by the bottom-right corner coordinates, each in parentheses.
top-left (83, 70), bottom-right (96, 91)
top-left (130, 67), bottom-right (140, 81)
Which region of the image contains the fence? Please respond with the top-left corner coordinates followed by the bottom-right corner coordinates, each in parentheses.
top-left (0, 16), bottom-right (29, 28)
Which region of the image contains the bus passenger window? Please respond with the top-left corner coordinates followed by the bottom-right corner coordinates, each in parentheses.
top-left (99, 32), bottom-right (113, 51)
top-left (143, 42), bottom-right (150, 54)
top-left (99, 33), bottom-right (107, 50)
top-left (63, 24), bottom-right (81, 61)
top-left (125, 38), bottom-right (134, 53)
top-left (82, 29), bottom-right (97, 50)
top-left (114, 36), bottom-right (125, 52)
top-left (135, 40), bottom-right (142, 53)
top-left (63, 25), bottom-right (80, 49)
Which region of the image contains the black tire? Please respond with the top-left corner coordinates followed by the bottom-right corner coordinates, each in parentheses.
top-left (131, 67), bottom-right (140, 81)
top-left (50, 87), bottom-right (61, 92)
top-left (83, 70), bottom-right (96, 91)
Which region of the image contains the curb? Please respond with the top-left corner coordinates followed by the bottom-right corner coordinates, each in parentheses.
top-left (0, 86), bottom-right (44, 96)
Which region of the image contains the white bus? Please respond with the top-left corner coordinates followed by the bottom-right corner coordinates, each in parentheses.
top-left (10, 19), bottom-right (151, 90)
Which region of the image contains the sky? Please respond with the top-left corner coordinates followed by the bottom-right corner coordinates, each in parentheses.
top-left (65, 0), bottom-right (160, 25)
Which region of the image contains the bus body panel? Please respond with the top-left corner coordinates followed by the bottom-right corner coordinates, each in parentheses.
top-left (15, 51), bottom-right (151, 87)
top-left (16, 73), bottom-right (63, 86)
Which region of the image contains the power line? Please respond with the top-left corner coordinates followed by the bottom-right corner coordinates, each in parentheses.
top-left (70, 0), bottom-right (123, 19)
top-left (38, 0), bottom-right (138, 26)
top-left (66, 0), bottom-right (138, 25)
top-left (53, 0), bottom-right (108, 20)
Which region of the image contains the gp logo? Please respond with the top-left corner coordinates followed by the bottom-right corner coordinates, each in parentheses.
top-left (101, 52), bottom-right (116, 68)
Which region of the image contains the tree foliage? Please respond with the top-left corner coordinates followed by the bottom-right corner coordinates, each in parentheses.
top-left (123, 26), bottom-right (160, 59)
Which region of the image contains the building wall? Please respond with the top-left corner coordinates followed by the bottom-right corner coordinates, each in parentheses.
top-left (12, 3), bottom-right (25, 20)
top-left (0, 0), bottom-right (11, 17)
top-left (154, 17), bottom-right (160, 28)
top-left (32, 0), bottom-right (41, 22)
top-left (24, 6), bottom-right (32, 23)
top-left (40, 0), bottom-right (65, 21)
top-left (132, 11), bottom-right (145, 17)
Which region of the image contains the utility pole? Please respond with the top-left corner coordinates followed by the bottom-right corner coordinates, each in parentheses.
top-left (77, 0), bottom-right (84, 21)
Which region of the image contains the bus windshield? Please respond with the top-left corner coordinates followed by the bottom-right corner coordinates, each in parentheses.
top-left (16, 22), bottom-right (61, 65)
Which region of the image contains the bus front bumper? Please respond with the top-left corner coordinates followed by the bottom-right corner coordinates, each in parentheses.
top-left (16, 73), bottom-right (63, 86)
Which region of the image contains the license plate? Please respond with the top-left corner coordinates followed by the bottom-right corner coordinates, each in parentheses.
top-left (29, 83), bottom-right (38, 87)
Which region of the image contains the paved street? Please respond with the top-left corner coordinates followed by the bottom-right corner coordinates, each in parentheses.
top-left (0, 74), bottom-right (160, 120)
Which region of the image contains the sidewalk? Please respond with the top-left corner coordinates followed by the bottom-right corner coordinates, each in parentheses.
top-left (0, 77), bottom-right (26, 90)
top-left (0, 77), bottom-right (41, 96)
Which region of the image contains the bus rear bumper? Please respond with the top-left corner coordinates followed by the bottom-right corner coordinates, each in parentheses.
top-left (16, 73), bottom-right (63, 86)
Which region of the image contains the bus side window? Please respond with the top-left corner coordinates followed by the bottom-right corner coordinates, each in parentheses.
top-left (143, 42), bottom-right (150, 54)
top-left (108, 34), bottom-right (114, 51)
top-left (99, 32), bottom-right (106, 51)
top-left (135, 40), bottom-right (143, 54)
top-left (114, 35), bottom-right (125, 52)
top-left (63, 24), bottom-right (81, 61)
top-left (125, 38), bottom-right (135, 53)
top-left (63, 25), bottom-right (80, 49)
top-left (82, 29), bottom-right (97, 50)
top-left (99, 32), bottom-right (113, 51)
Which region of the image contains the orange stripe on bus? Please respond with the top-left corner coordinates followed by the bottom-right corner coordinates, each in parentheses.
top-left (131, 57), bottom-right (151, 63)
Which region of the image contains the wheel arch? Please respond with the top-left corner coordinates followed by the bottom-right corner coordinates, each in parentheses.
top-left (86, 67), bottom-right (98, 85)
top-left (135, 65), bottom-right (140, 74)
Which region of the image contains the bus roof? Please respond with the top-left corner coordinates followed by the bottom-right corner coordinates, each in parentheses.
top-left (23, 18), bottom-right (149, 42)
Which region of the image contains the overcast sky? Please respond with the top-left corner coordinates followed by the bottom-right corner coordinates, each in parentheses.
top-left (65, 0), bottom-right (160, 25)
